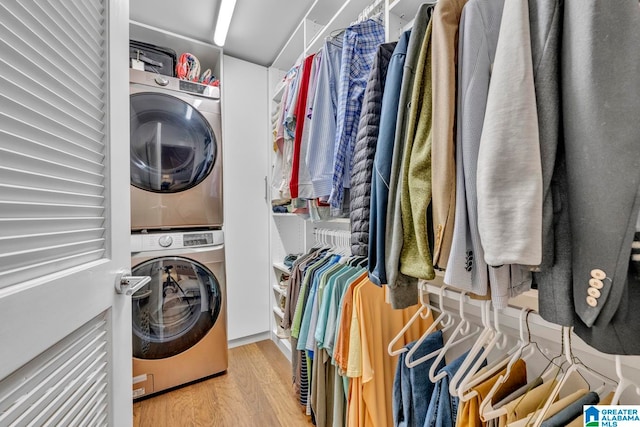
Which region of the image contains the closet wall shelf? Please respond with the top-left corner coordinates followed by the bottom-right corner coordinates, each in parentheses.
top-left (273, 262), bottom-right (291, 274)
top-left (272, 82), bottom-right (286, 103)
top-left (272, 330), bottom-right (292, 350)
top-left (272, 284), bottom-right (287, 297)
top-left (273, 306), bottom-right (285, 319)
top-left (272, 213), bottom-right (350, 224)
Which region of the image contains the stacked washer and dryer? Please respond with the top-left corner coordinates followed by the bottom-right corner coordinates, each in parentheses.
top-left (128, 69), bottom-right (228, 399)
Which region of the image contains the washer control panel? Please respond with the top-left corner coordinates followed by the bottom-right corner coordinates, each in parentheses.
top-left (131, 230), bottom-right (223, 252)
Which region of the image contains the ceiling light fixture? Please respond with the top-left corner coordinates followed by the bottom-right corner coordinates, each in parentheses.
top-left (213, 0), bottom-right (237, 47)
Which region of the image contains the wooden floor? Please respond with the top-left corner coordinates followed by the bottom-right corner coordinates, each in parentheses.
top-left (133, 340), bottom-right (315, 427)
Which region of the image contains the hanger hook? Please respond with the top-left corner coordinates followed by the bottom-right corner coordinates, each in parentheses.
top-left (438, 285), bottom-right (448, 315)
top-left (518, 307), bottom-right (532, 343)
top-left (493, 305), bottom-right (508, 350)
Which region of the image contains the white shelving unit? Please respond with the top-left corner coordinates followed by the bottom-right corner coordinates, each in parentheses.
top-left (129, 20), bottom-right (222, 79)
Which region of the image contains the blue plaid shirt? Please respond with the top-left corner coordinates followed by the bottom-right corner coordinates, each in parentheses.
top-left (329, 18), bottom-right (384, 210)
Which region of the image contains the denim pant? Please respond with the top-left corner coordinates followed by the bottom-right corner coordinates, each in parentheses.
top-left (393, 331), bottom-right (445, 427)
top-left (423, 348), bottom-right (487, 427)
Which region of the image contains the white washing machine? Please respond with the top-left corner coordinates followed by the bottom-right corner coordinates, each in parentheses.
top-left (130, 230), bottom-right (228, 399)
top-left (129, 69), bottom-right (223, 230)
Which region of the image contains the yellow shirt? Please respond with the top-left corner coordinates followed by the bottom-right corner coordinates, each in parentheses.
top-left (499, 379), bottom-right (558, 427)
top-left (347, 279), bottom-right (433, 427)
top-left (457, 359), bottom-right (528, 427)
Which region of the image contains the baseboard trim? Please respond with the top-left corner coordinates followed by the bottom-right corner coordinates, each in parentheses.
top-left (228, 331), bottom-right (271, 349)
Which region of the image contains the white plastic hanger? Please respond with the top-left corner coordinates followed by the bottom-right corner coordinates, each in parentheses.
top-left (530, 327), bottom-right (618, 427)
top-left (457, 306), bottom-right (513, 401)
top-left (388, 282), bottom-right (433, 356)
top-left (448, 299), bottom-right (495, 395)
top-left (405, 285), bottom-right (457, 368)
top-left (428, 291), bottom-right (482, 382)
top-left (611, 355), bottom-right (640, 404)
top-left (479, 308), bottom-right (541, 421)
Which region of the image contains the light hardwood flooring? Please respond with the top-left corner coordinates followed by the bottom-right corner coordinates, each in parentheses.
top-left (133, 340), bottom-right (314, 427)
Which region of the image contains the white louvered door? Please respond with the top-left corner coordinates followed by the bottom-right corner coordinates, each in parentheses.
top-left (0, 0), bottom-right (131, 426)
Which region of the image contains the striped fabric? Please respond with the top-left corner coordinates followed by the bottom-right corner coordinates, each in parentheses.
top-left (307, 39), bottom-right (343, 199)
top-left (329, 18), bottom-right (385, 211)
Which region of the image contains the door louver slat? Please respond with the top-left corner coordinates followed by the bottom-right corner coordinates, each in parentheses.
top-left (0, 184), bottom-right (104, 205)
top-left (3, 249), bottom-right (106, 286)
top-left (0, 0), bottom-right (106, 290)
top-left (0, 140), bottom-right (105, 175)
top-left (0, 95), bottom-right (105, 150)
top-left (73, 0), bottom-right (104, 29)
top-left (0, 228), bottom-right (105, 252)
top-left (0, 218), bottom-right (105, 238)
top-left (1, 76), bottom-right (105, 136)
top-left (0, 61), bottom-right (104, 131)
top-left (0, 167), bottom-right (104, 195)
top-left (0, 23), bottom-right (103, 101)
top-left (0, 314), bottom-right (109, 426)
top-left (53, 1), bottom-right (104, 49)
top-left (44, 373), bottom-right (107, 427)
top-left (0, 201), bottom-right (104, 218)
top-left (0, 2), bottom-right (104, 85)
top-left (14, 0), bottom-right (105, 67)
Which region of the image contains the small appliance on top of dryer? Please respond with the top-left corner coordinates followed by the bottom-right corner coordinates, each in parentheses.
top-left (130, 230), bottom-right (228, 399)
top-left (129, 69), bottom-right (223, 230)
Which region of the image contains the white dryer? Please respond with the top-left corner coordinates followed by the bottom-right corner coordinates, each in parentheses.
top-left (130, 230), bottom-right (228, 398)
top-left (129, 69), bottom-right (223, 230)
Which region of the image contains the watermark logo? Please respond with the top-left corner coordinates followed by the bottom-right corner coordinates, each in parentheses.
top-left (584, 406), bottom-right (640, 426)
top-left (585, 406), bottom-right (599, 427)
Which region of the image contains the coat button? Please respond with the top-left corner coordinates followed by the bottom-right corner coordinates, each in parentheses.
top-left (586, 296), bottom-right (598, 307)
top-left (588, 287), bottom-right (601, 298)
top-left (590, 269), bottom-right (606, 280)
top-left (589, 278), bottom-right (604, 289)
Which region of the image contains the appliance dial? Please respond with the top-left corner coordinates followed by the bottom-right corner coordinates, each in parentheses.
top-left (158, 235), bottom-right (173, 248)
top-left (155, 76), bottom-right (169, 86)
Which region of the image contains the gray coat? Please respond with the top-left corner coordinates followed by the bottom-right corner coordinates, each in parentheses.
top-left (349, 42), bottom-right (396, 257)
top-left (528, 0), bottom-right (574, 326)
top-left (564, 0), bottom-right (640, 355)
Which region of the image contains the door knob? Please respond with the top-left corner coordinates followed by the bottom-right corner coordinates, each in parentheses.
top-left (115, 271), bottom-right (152, 295)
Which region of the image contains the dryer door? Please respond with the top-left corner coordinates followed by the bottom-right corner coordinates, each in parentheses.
top-left (131, 256), bottom-right (222, 359)
top-left (130, 92), bottom-right (217, 193)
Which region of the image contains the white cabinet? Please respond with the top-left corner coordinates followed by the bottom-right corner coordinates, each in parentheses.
top-left (222, 56), bottom-right (271, 343)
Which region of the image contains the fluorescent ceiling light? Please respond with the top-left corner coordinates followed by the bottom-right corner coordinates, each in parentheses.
top-left (213, 0), bottom-right (237, 47)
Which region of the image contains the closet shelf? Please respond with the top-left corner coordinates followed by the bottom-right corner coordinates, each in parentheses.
top-left (273, 262), bottom-right (291, 273)
top-left (273, 329), bottom-right (292, 347)
top-left (272, 212), bottom-right (350, 224)
top-left (272, 284), bottom-right (287, 297)
top-left (272, 82), bottom-right (286, 103)
top-left (273, 306), bottom-right (285, 319)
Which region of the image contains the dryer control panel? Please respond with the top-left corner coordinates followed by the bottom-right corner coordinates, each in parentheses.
top-left (131, 230), bottom-right (223, 252)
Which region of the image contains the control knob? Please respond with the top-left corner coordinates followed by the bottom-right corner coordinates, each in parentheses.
top-left (158, 235), bottom-right (173, 248)
top-left (154, 76), bottom-right (169, 86)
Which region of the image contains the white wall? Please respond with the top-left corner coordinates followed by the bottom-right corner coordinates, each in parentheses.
top-left (222, 55), bottom-right (271, 342)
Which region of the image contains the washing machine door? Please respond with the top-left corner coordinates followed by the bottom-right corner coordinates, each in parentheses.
top-left (130, 92), bottom-right (217, 193)
top-left (131, 256), bottom-right (222, 359)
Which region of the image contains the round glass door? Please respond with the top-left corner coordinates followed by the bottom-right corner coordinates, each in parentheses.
top-left (130, 92), bottom-right (217, 193)
top-left (131, 257), bottom-right (222, 359)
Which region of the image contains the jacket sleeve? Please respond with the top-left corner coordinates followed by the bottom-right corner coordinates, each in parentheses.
top-left (477, 0), bottom-right (542, 268)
